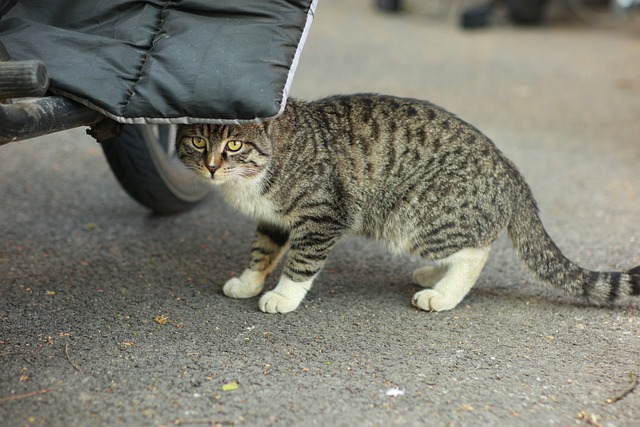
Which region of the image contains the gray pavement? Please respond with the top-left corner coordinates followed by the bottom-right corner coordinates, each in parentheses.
top-left (2, 1), bottom-right (640, 426)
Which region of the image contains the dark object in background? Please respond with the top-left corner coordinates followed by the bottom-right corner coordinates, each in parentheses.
top-left (376, 0), bottom-right (401, 12)
top-left (374, 0), bottom-right (549, 28)
top-left (461, 1), bottom-right (498, 28)
top-left (506, 0), bottom-right (549, 24)
top-left (461, 0), bottom-right (549, 28)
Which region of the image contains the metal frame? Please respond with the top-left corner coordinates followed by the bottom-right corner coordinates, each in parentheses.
top-left (0, 96), bottom-right (105, 145)
top-left (0, 41), bottom-right (118, 145)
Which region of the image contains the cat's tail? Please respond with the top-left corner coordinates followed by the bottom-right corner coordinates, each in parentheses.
top-left (507, 194), bottom-right (640, 303)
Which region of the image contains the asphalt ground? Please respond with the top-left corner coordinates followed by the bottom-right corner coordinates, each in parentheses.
top-left (1, 1), bottom-right (640, 426)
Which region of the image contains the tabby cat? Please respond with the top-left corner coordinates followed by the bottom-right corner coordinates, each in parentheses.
top-left (175, 94), bottom-right (640, 313)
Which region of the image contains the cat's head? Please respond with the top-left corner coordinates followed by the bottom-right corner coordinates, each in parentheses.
top-left (175, 123), bottom-right (272, 185)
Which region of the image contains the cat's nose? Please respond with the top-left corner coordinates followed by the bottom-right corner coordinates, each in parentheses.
top-left (206, 164), bottom-right (219, 176)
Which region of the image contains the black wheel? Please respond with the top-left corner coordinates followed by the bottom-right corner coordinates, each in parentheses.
top-left (101, 124), bottom-right (211, 215)
top-left (506, 0), bottom-right (548, 24)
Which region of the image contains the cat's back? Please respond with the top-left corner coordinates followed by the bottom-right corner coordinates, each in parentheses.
top-left (279, 94), bottom-right (521, 251)
top-left (284, 94), bottom-right (517, 188)
top-left (294, 94), bottom-right (496, 160)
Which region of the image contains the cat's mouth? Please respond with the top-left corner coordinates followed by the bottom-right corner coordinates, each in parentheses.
top-left (203, 168), bottom-right (259, 184)
top-left (190, 165), bottom-right (222, 184)
top-left (205, 169), bottom-right (225, 184)
top-left (205, 164), bottom-right (220, 179)
top-left (203, 165), bottom-right (261, 183)
top-left (199, 161), bottom-right (224, 182)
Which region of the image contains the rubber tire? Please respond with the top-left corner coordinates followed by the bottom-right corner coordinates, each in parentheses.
top-left (506, 0), bottom-right (548, 24)
top-left (101, 124), bottom-right (211, 215)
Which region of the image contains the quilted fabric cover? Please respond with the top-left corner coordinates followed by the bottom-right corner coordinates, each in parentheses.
top-left (0, 0), bottom-right (316, 124)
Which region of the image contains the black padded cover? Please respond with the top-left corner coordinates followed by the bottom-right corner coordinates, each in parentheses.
top-left (0, 0), bottom-right (316, 124)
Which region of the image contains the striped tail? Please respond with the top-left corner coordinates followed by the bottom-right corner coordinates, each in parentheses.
top-left (507, 194), bottom-right (640, 303)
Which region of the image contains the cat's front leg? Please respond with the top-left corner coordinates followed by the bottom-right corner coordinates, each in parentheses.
top-left (259, 231), bottom-right (340, 314)
top-left (259, 275), bottom-right (316, 313)
top-left (223, 222), bottom-right (289, 299)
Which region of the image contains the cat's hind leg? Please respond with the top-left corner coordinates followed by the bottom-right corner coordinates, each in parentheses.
top-left (223, 222), bottom-right (289, 299)
top-left (412, 247), bottom-right (489, 312)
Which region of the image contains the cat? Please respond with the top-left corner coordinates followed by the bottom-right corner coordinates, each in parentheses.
top-left (175, 94), bottom-right (640, 313)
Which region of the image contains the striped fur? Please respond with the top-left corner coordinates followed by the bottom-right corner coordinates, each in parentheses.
top-left (176, 94), bottom-right (639, 313)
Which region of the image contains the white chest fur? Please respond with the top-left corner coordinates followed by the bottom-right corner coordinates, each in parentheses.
top-left (219, 180), bottom-right (281, 225)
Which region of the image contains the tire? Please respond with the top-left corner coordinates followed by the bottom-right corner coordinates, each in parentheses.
top-left (506, 0), bottom-right (548, 24)
top-left (101, 124), bottom-right (211, 215)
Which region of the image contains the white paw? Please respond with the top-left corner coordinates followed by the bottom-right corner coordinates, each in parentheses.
top-left (258, 276), bottom-right (312, 314)
top-left (259, 290), bottom-right (302, 313)
top-left (223, 270), bottom-right (264, 299)
top-left (412, 265), bottom-right (445, 288)
top-left (412, 289), bottom-right (459, 312)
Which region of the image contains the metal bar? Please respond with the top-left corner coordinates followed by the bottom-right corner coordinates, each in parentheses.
top-left (0, 60), bottom-right (50, 99)
top-left (0, 96), bottom-right (103, 145)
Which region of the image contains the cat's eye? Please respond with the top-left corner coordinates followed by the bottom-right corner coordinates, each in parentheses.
top-left (226, 140), bottom-right (243, 152)
top-left (191, 136), bottom-right (207, 149)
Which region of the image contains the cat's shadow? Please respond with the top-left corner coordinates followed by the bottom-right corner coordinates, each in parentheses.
top-left (296, 237), bottom-right (639, 313)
